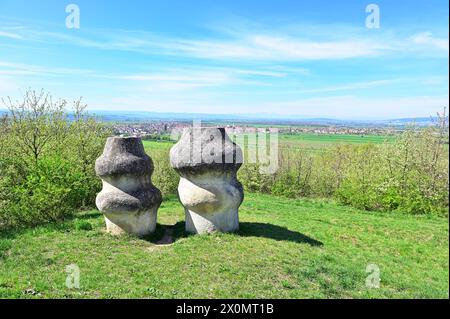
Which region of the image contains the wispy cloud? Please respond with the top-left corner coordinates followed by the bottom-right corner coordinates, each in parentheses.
top-left (0, 59), bottom-right (297, 93)
top-left (121, 33), bottom-right (387, 61)
top-left (412, 32), bottom-right (449, 51)
top-left (0, 18), bottom-right (449, 62)
top-left (0, 30), bottom-right (23, 40)
top-left (4, 23), bottom-right (447, 61)
top-left (235, 69), bottom-right (287, 78)
top-left (117, 66), bottom-right (286, 91)
top-left (297, 79), bottom-right (398, 94)
top-left (1, 17), bottom-right (447, 118)
top-left (249, 35), bottom-right (387, 60)
top-left (0, 61), bottom-right (95, 77)
top-left (120, 70), bottom-right (233, 90)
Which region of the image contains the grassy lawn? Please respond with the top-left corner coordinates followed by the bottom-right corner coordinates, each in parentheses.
top-left (0, 193), bottom-right (448, 299)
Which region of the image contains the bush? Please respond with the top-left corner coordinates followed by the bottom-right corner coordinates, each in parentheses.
top-left (0, 158), bottom-right (74, 228)
top-left (0, 90), bottom-right (109, 230)
top-left (151, 148), bottom-right (179, 197)
top-left (235, 124), bottom-right (449, 216)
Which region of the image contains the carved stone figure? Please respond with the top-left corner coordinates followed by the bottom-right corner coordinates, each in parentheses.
top-left (170, 127), bottom-right (244, 234)
top-left (95, 137), bottom-right (162, 236)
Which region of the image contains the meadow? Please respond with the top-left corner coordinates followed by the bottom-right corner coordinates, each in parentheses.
top-left (1, 193), bottom-right (448, 298)
top-left (278, 133), bottom-right (396, 151)
top-left (144, 132), bottom-right (396, 152)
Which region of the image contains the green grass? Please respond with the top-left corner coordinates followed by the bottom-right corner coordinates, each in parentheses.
top-left (0, 193), bottom-right (447, 299)
top-left (142, 139), bottom-right (174, 150)
top-left (278, 133), bottom-right (396, 151)
top-left (281, 133), bottom-right (395, 144)
top-left (141, 132), bottom-right (396, 154)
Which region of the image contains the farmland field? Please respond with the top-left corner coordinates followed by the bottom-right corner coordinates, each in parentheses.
top-left (142, 132), bottom-right (396, 153)
top-left (280, 133), bottom-right (395, 144)
top-left (278, 133), bottom-right (396, 152)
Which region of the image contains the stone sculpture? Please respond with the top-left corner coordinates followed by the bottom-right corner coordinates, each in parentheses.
top-left (170, 127), bottom-right (244, 234)
top-left (95, 136), bottom-right (162, 236)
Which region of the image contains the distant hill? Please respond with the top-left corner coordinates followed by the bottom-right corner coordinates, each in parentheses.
top-left (0, 108), bottom-right (445, 127)
top-left (87, 110), bottom-right (444, 127)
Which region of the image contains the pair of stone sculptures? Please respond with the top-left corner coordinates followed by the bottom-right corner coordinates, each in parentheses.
top-left (95, 127), bottom-right (244, 236)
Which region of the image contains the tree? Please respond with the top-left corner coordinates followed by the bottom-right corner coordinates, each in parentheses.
top-left (2, 89), bottom-right (67, 165)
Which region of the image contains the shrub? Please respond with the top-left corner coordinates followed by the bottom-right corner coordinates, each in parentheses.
top-left (151, 148), bottom-right (179, 197)
top-left (0, 90), bottom-right (109, 230)
top-left (236, 122), bottom-right (448, 216)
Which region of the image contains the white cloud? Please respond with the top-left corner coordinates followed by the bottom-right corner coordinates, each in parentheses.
top-left (115, 66), bottom-right (294, 91)
top-left (250, 35), bottom-right (386, 60)
top-left (0, 59), bottom-right (296, 95)
top-left (412, 32), bottom-right (449, 51)
top-left (121, 70), bottom-right (232, 90)
top-left (1, 21), bottom-right (447, 119)
top-left (0, 30), bottom-right (23, 40)
top-left (0, 61), bottom-right (95, 77)
top-left (127, 35), bottom-right (387, 60)
top-left (234, 69), bottom-right (287, 78)
top-left (3, 21), bottom-right (448, 62)
top-left (0, 24), bottom-right (405, 61)
top-left (297, 79), bottom-right (398, 94)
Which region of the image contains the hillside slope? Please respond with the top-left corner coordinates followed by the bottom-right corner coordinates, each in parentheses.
top-left (0, 193), bottom-right (448, 298)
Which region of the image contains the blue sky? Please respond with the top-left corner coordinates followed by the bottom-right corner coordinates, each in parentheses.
top-left (0, 0), bottom-right (448, 119)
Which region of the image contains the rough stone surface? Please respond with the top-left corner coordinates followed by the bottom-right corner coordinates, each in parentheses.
top-left (170, 127), bottom-right (244, 234)
top-left (95, 136), bottom-right (162, 236)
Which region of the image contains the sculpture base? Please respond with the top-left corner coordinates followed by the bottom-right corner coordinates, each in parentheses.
top-left (185, 209), bottom-right (239, 234)
top-left (104, 209), bottom-right (157, 236)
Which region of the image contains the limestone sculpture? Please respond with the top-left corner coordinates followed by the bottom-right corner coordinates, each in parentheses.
top-left (170, 127), bottom-right (244, 234)
top-left (95, 136), bottom-right (162, 236)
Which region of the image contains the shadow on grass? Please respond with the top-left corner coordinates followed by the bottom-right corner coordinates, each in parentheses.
top-left (1, 209), bottom-right (322, 248)
top-left (143, 221), bottom-right (187, 245)
top-left (238, 222), bottom-right (323, 246)
top-left (144, 221), bottom-right (323, 247)
top-left (75, 210), bottom-right (103, 220)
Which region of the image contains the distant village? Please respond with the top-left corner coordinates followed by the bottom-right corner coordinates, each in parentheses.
top-left (112, 121), bottom-right (400, 138)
